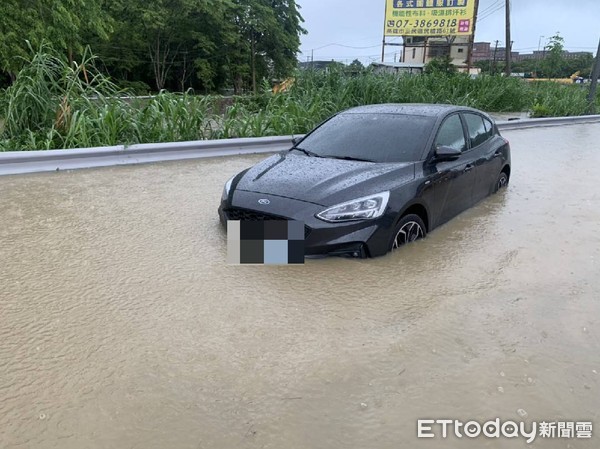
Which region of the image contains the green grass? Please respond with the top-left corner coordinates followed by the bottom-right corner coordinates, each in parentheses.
top-left (0, 44), bottom-right (598, 151)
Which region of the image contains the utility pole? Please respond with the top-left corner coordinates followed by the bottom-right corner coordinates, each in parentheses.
top-left (505, 0), bottom-right (511, 76)
top-left (492, 40), bottom-right (499, 74)
top-left (535, 35), bottom-right (545, 77)
top-left (381, 0), bottom-right (387, 62)
top-left (466, 0), bottom-right (480, 73)
top-left (588, 37), bottom-right (600, 114)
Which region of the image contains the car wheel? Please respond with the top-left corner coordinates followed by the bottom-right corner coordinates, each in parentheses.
top-left (494, 171), bottom-right (509, 193)
top-left (390, 214), bottom-right (426, 251)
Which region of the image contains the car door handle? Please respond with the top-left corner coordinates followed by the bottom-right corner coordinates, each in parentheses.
top-left (493, 150), bottom-right (502, 158)
top-left (464, 164), bottom-right (474, 172)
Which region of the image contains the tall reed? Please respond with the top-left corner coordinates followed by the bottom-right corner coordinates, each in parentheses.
top-left (0, 45), bottom-right (597, 151)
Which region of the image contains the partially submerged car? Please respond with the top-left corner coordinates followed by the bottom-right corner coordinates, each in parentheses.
top-left (219, 104), bottom-right (511, 258)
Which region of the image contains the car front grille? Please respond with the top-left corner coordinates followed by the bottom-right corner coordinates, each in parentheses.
top-left (224, 208), bottom-right (283, 221)
top-left (223, 208), bottom-right (312, 238)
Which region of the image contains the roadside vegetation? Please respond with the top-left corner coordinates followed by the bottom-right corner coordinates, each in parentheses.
top-left (0, 45), bottom-right (598, 151)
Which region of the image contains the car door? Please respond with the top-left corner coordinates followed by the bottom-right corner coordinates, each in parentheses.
top-left (426, 113), bottom-right (476, 226)
top-left (462, 112), bottom-right (496, 203)
top-left (481, 116), bottom-right (506, 193)
top-left (464, 113), bottom-right (503, 202)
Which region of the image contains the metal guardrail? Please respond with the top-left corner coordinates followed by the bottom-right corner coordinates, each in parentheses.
top-left (1, 115), bottom-right (600, 176)
top-left (496, 114), bottom-right (600, 130)
top-left (0, 136), bottom-right (295, 176)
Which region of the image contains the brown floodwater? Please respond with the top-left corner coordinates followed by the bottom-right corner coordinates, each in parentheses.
top-left (1, 124), bottom-right (599, 449)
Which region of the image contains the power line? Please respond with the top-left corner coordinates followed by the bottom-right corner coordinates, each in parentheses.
top-left (303, 42), bottom-right (382, 52)
top-left (305, 53), bottom-right (383, 60)
top-left (477, 3), bottom-right (504, 22)
top-left (478, 0), bottom-right (502, 16)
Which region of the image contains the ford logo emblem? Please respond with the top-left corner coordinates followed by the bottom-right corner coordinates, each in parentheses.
top-left (258, 199), bottom-right (270, 205)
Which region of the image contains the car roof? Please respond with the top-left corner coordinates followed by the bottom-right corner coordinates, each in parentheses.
top-left (341, 103), bottom-right (485, 117)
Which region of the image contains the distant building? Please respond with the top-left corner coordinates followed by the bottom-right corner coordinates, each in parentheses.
top-left (470, 42), bottom-right (592, 62)
top-left (370, 62), bottom-right (425, 75)
top-left (512, 50), bottom-right (591, 61)
top-left (472, 42), bottom-right (491, 62)
top-left (516, 50), bottom-right (545, 61)
top-left (493, 48), bottom-right (520, 62)
top-left (402, 35), bottom-right (471, 70)
top-left (562, 51), bottom-right (592, 60)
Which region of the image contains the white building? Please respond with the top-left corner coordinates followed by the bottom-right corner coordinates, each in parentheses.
top-left (401, 35), bottom-right (471, 70)
top-left (371, 62), bottom-right (425, 75)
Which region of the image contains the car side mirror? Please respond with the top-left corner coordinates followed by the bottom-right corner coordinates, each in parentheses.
top-left (291, 136), bottom-right (301, 146)
top-left (434, 145), bottom-right (461, 162)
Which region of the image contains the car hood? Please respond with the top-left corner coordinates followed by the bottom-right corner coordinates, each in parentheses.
top-left (235, 153), bottom-right (415, 206)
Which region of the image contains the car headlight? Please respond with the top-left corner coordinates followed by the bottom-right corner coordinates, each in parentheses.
top-left (222, 176), bottom-right (234, 201)
top-left (316, 191), bottom-right (390, 222)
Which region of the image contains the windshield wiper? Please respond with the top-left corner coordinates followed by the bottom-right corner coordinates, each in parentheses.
top-left (290, 147), bottom-right (322, 158)
top-left (323, 155), bottom-right (374, 162)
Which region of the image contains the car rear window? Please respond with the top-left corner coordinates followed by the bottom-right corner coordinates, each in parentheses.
top-left (298, 113), bottom-right (436, 163)
top-left (483, 117), bottom-right (496, 136)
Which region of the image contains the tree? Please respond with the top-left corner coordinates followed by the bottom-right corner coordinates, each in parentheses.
top-left (543, 33), bottom-right (566, 78)
top-left (509, 58), bottom-right (537, 77)
top-left (228, 0), bottom-right (306, 93)
top-left (103, 0), bottom-right (199, 91)
top-left (143, 0), bottom-right (195, 91)
top-left (88, 0), bottom-right (149, 85)
top-left (87, 0), bottom-right (235, 92)
top-left (0, 0), bottom-right (112, 76)
top-left (1, 0), bottom-right (307, 93)
top-left (188, 0), bottom-right (238, 92)
top-left (565, 53), bottom-right (594, 78)
top-left (346, 59), bottom-right (365, 74)
top-left (474, 60), bottom-right (493, 74)
top-left (424, 56), bottom-right (457, 75)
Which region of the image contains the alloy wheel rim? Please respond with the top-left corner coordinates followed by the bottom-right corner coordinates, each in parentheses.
top-left (498, 175), bottom-right (508, 189)
top-left (392, 221), bottom-right (424, 249)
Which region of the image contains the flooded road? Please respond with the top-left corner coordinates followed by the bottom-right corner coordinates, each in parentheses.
top-left (1, 124), bottom-right (599, 449)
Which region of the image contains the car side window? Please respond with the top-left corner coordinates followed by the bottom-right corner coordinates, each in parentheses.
top-left (435, 114), bottom-right (466, 152)
top-left (464, 113), bottom-right (490, 148)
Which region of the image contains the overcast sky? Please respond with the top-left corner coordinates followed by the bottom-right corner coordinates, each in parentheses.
top-left (297, 0), bottom-right (600, 64)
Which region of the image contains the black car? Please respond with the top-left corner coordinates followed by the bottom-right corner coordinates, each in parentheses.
top-left (218, 104), bottom-right (511, 258)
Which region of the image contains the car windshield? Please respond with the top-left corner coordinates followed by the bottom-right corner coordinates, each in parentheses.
top-left (296, 113), bottom-right (436, 163)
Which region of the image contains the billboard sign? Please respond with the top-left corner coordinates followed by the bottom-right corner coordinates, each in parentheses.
top-left (385, 0), bottom-right (476, 37)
